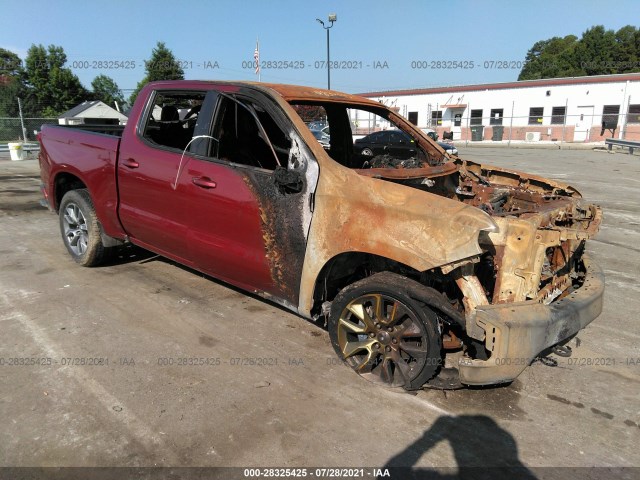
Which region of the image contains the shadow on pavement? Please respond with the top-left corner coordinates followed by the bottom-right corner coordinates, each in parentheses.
top-left (380, 414), bottom-right (536, 480)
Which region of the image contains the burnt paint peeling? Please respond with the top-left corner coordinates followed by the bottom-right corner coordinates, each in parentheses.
top-left (242, 170), bottom-right (308, 306)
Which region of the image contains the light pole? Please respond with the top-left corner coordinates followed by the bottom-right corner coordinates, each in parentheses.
top-left (316, 13), bottom-right (337, 90)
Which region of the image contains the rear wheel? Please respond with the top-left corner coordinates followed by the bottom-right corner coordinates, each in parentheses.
top-left (329, 273), bottom-right (442, 390)
top-left (59, 189), bottom-right (108, 267)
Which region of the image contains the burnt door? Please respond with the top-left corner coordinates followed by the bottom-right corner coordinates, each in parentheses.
top-left (182, 90), bottom-right (318, 308)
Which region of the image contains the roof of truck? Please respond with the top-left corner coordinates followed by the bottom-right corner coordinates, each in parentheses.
top-left (145, 80), bottom-right (381, 107)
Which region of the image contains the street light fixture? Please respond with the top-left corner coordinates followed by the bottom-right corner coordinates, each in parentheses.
top-left (316, 13), bottom-right (337, 90)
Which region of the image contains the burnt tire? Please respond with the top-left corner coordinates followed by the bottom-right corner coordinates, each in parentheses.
top-left (59, 189), bottom-right (108, 267)
top-left (329, 272), bottom-right (442, 390)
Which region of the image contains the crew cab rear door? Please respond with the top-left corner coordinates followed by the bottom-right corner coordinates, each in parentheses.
top-left (117, 89), bottom-right (207, 262)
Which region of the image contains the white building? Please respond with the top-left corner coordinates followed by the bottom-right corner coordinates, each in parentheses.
top-left (357, 73), bottom-right (640, 143)
top-left (58, 101), bottom-right (128, 126)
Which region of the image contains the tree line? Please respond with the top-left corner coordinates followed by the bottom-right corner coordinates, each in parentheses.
top-left (0, 41), bottom-right (184, 118)
top-left (518, 25), bottom-right (640, 80)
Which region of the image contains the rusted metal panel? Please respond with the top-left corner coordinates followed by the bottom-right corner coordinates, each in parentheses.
top-left (354, 163), bottom-right (457, 179)
top-left (459, 255), bottom-right (604, 385)
top-left (297, 161), bottom-right (497, 317)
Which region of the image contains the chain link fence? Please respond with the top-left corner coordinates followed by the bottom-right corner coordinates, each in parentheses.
top-left (350, 104), bottom-right (640, 146)
top-left (0, 117), bottom-right (57, 142)
top-left (421, 105), bottom-right (640, 145)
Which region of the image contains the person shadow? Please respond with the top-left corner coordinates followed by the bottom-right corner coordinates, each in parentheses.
top-left (379, 415), bottom-right (537, 480)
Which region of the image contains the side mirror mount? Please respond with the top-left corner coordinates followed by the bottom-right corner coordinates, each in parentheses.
top-left (274, 166), bottom-right (303, 195)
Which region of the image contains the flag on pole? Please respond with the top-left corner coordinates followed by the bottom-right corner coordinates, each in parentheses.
top-left (254, 39), bottom-right (260, 81)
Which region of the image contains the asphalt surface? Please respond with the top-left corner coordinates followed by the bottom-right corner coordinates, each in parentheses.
top-left (0, 148), bottom-right (638, 477)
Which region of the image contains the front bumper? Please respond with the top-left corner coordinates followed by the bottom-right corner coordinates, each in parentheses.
top-left (458, 254), bottom-right (604, 385)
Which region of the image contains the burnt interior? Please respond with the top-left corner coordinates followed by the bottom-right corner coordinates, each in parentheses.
top-left (290, 101), bottom-right (446, 169)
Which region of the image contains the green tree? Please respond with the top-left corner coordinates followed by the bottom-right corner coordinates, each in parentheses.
top-left (519, 25), bottom-right (640, 80)
top-left (573, 26), bottom-right (618, 75)
top-left (613, 26), bottom-right (640, 73)
top-left (518, 35), bottom-right (580, 80)
top-left (129, 41), bottom-right (184, 105)
top-left (91, 74), bottom-right (125, 108)
top-left (0, 48), bottom-right (25, 116)
top-left (0, 47), bottom-right (22, 77)
top-left (22, 44), bottom-right (89, 117)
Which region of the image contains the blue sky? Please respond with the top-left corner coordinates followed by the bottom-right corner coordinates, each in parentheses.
top-left (1, 0), bottom-right (637, 94)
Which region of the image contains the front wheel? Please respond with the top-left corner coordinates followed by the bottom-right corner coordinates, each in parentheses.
top-left (361, 147), bottom-right (374, 156)
top-left (59, 189), bottom-right (108, 267)
top-left (329, 273), bottom-right (442, 390)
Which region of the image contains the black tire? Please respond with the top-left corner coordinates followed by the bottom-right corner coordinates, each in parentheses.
top-left (59, 189), bottom-right (108, 267)
top-left (329, 272), bottom-right (442, 390)
top-left (361, 147), bottom-right (373, 156)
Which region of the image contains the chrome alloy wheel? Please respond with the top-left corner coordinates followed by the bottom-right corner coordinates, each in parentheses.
top-left (62, 202), bottom-right (89, 256)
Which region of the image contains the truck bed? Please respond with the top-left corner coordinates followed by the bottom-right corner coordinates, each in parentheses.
top-left (38, 124), bottom-right (124, 239)
top-left (54, 123), bottom-right (125, 137)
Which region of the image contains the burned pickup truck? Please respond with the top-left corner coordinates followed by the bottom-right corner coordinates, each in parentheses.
top-left (38, 80), bottom-right (604, 389)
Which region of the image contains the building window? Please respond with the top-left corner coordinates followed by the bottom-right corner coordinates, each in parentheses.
top-left (628, 104), bottom-right (640, 124)
top-left (431, 110), bottom-right (443, 125)
top-left (408, 111), bottom-right (418, 125)
top-left (602, 105), bottom-right (620, 128)
top-left (470, 109), bottom-right (483, 126)
top-left (489, 109), bottom-right (503, 126)
top-left (528, 107), bottom-right (544, 125)
top-left (551, 106), bottom-right (566, 125)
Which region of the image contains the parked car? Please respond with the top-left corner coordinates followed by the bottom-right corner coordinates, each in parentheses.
top-left (354, 129), bottom-right (458, 157)
top-left (310, 128), bottom-right (330, 150)
top-left (439, 141), bottom-right (458, 156)
top-left (38, 80), bottom-right (603, 390)
top-left (421, 128), bottom-right (439, 141)
top-left (353, 130), bottom-right (418, 158)
top-left (307, 120), bottom-right (328, 131)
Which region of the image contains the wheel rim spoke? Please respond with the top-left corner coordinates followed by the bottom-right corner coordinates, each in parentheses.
top-left (354, 349), bottom-right (377, 373)
top-left (380, 358), bottom-right (394, 383)
top-left (338, 317), bottom-right (366, 335)
top-left (342, 338), bottom-right (376, 358)
top-left (399, 340), bottom-right (428, 356)
top-left (69, 231), bottom-right (80, 246)
top-left (66, 206), bottom-right (78, 225)
top-left (346, 297), bottom-right (378, 331)
top-left (399, 320), bottom-right (423, 338)
top-left (392, 354), bottom-right (412, 382)
top-left (77, 235), bottom-right (88, 254)
top-left (386, 301), bottom-right (399, 324)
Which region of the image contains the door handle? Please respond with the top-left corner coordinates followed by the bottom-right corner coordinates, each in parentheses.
top-left (122, 158), bottom-right (139, 169)
top-left (192, 176), bottom-right (217, 189)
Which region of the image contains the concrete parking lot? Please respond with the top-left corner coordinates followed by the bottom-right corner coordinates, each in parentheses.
top-left (0, 148), bottom-right (639, 477)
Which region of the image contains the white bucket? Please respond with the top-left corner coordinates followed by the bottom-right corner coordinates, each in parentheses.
top-left (8, 142), bottom-right (24, 161)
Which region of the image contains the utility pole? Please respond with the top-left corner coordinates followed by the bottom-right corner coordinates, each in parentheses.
top-left (17, 98), bottom-right (27, 142)
top-left (316, 14), bottom-right (337, 90)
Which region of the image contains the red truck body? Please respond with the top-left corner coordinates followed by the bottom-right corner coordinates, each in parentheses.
top-left (40, 82), bottom-right (278, 295)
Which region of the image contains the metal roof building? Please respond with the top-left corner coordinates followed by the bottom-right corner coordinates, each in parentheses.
top-left (357, 73), bottom-right (640, 143)
top-left (58, 101), bottom-right (128, 126)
